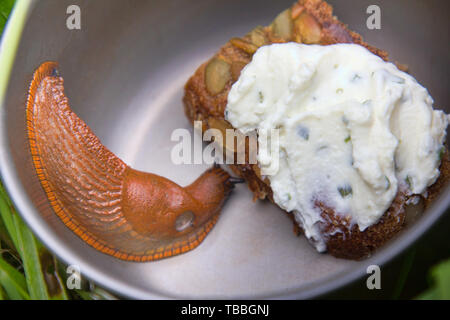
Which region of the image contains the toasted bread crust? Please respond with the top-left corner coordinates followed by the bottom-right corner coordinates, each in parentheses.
top-left (183, 0), bottom-right (449, 259)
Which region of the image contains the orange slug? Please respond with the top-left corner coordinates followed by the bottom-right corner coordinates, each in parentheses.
top-left (26, 62), bottom-right (242, 262)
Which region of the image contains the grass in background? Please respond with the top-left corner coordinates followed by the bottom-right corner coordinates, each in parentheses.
top-left (417, 260), bottom-right (450, 300)
top-left (0, 181), bottom-right (117, 300)
top-left (0, 0), bottom-right (15, 32)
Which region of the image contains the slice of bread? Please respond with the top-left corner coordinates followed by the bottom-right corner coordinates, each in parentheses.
top-left (183, 0), bottom-right (449, 259)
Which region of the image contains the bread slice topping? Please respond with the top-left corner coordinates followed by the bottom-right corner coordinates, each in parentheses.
top-left (225, 43), bottom-right (448, 251)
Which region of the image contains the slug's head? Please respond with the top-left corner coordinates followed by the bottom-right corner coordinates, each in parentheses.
top-left (121, 165), bottom-right (241, 240)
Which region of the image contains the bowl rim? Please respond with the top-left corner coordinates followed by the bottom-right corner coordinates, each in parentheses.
top-left (0, 0), bottom-right (449, 299)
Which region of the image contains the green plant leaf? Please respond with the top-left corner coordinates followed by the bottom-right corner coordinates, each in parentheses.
top-left (0, 210), bottom-right (15, 250)
top-left (0, 256), bottom-right (30, 300)
top-left (1, 183), bottom-right (68, 300)
top-left (0, 0), bottom-right (15, 34)
top-left (76, 285), bottom-right (117, 300)
top-left (432, 259), bottom-right (450, 299)
top-left (0, 184), bottom-right (19, 251)
top-left (0, 283), bottom-right (6, 299)
top-left (74, 289), bottom-right (93, 300)
top-left (12, 213), bottom-right (50, 299)
top-left (418, 288), bottom-right (438, 300)
top-left (391, 248), bottom-right (416, 299)
top-left (0, 0), bottom-right (108, 301)
top-left (42, 252), bottom-right (69, 300)
top-left (417, 259), bottom-right (450, 300)
top-left (12, 213), bottom-right (68, 300)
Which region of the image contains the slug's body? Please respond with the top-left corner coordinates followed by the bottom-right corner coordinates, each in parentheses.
top-left (27, 62), bottom-right (239, 262)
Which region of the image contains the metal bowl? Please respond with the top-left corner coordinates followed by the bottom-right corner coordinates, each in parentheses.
top-left (0, 0), bottom-right (448, 299)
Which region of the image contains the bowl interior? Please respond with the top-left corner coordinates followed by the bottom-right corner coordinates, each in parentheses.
top-left (1, 0), bottom-right (449, 298)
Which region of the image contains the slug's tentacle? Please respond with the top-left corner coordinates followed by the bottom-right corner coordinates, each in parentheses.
top-left (26, 62), bottom-right (237, 262)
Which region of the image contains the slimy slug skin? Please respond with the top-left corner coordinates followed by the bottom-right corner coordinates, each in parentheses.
top-left (27, 62), bottom-right (241, 262)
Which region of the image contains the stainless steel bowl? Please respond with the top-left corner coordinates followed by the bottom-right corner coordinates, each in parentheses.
top-left (0, 0), bottom-right (449, 299)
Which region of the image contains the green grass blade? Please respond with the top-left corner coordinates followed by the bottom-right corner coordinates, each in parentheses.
top-left (74, 289), bottom-right (93, 300)
top-left (417, 259), bottom-right (450, 300)
top-left (75, 286), bottom-right (117, 300)
top-left (0, 210), bottom-right (15, 250)
top-left (42, 254), bottom-right (69, 300)
top-left (417, 288), bottom-right (438, 300)
top-left (391, 248), bottom-right (416, 299)
top-left (3, 190), bottom-right (68, 300)
top-left (0, 0), bottom-right (99, 301)
top-left (0, 283), bottom-right (6, 300)
top-left (432, 259), bottom-right (450, 299)
top-left (10, 219), bottom-right (67, 300)
top-left (1, 180), bottom-right (69, 299)
top-left (12, 214), bottom-right (50, 299)
top-left (89, 286), bottom-right (117, 300)
top-left (0, 0), bottom-right (15, 34)
top-left (0, 184), bottom-right (19, 249)
top-left (1, 185), bottom-right (66, 299)
top-left (0, 256), bottom-right (30, 300)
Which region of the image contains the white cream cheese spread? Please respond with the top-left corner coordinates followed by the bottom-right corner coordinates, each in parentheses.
top-left (225, 43), bottom-right (448, 252)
